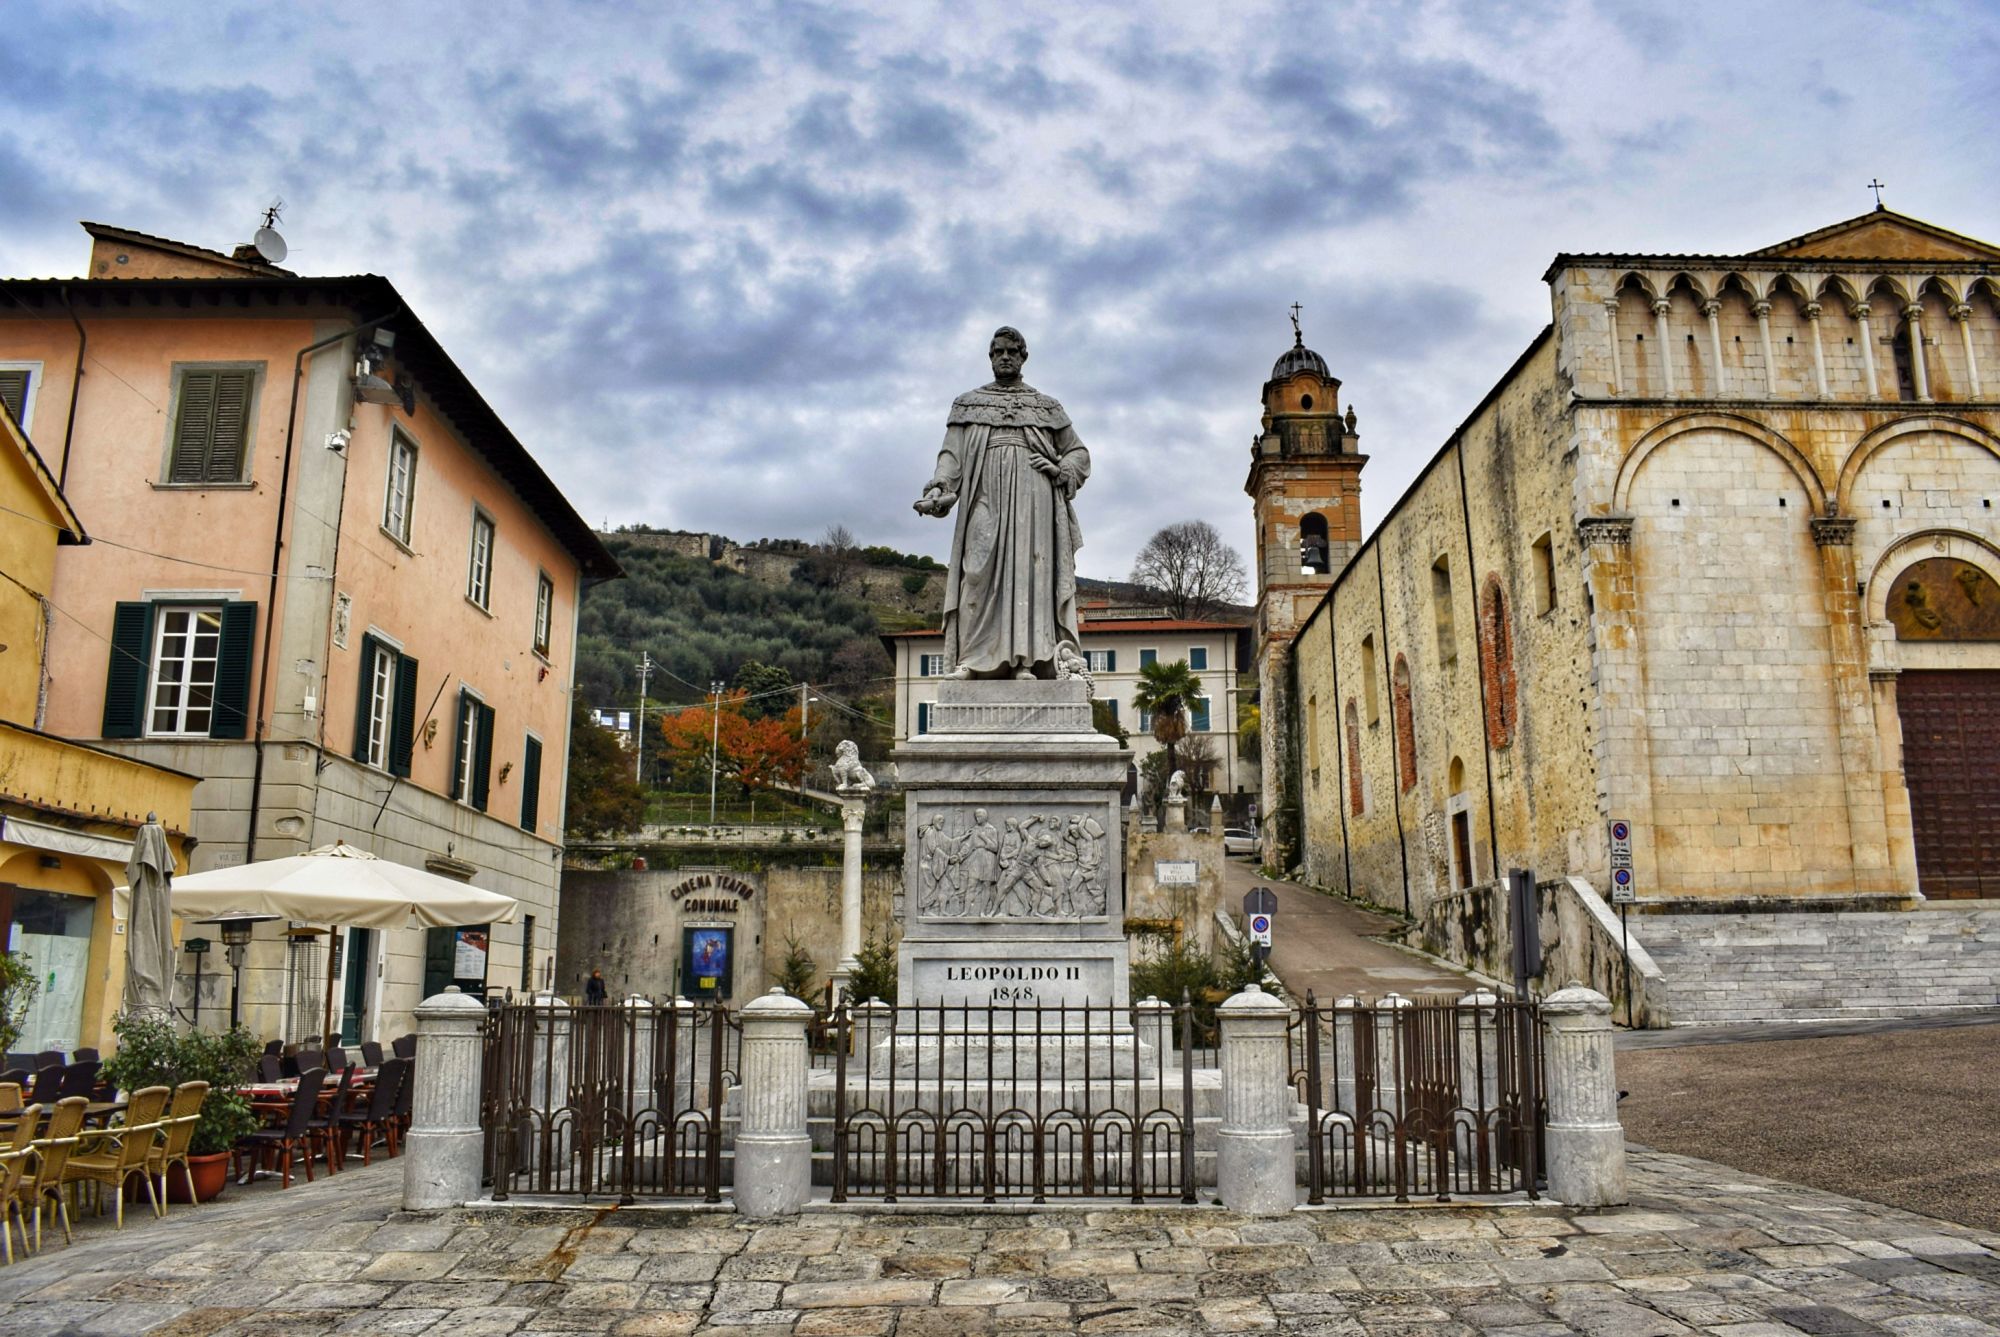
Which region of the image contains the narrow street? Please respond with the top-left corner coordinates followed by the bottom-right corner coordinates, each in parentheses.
top-left (1216, 855), bottom-right (1476, 1000)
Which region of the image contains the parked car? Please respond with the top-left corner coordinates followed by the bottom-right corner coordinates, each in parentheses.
top-left (1222, 828), bottom-right (1258, 856)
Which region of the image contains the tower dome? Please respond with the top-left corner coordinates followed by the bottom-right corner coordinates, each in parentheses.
top-left (1270, 334), bottom-right (1329, 381)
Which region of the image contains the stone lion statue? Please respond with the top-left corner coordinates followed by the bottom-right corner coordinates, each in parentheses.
top-left (1166, 769), bottom-right (1187, 803)
top-left (831, 739), bottom-right (874, 794)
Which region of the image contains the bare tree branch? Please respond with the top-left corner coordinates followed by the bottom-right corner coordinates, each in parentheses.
top-left (1130, 520), bottom-right (1249, 620)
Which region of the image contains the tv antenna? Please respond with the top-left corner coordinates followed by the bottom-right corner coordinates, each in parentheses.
top-left (252, 199), bottom-right (288, 265)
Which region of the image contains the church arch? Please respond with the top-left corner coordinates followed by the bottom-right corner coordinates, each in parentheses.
top-left (1300, 511), bottom-right (1331, 574)
top-left (1864, 531), bottom-right (2000, 626)
top-left (1835, 416), bottom-right (2000, 515)
top-left (1613, 412), bottom-right (1828, 514)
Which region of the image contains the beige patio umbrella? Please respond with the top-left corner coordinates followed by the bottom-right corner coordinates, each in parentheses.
top-left (121, 813), bottom-right (176, 1018)
top-left (166, 842), bottom-right (517, 1042)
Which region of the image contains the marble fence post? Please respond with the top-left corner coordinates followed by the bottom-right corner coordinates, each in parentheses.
top-left (621, 995), bottom-right (656, 1120)
top-left (1541, 982), bottom-right (1629, 1207)
top-left (733, 988), bottom-right (815, 1215)
top-left (1455, 988), bottom-right (1501, 1161)
top-left (1371, 992), bottom-right (1411, 1121)
top-left (1133, 996), bottom-right (1173, 1065)
top-left (402, 986), bottom-right (488, 1210)
top-left (1215, 983), bottom-right (1296, 1214)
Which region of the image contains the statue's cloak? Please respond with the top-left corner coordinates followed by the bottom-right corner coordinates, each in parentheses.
top-left (929, 382), bottom-right (1089, 675)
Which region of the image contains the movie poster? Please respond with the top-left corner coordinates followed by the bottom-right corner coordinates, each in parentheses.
top-left (683, 926), bottom-right (732, 999)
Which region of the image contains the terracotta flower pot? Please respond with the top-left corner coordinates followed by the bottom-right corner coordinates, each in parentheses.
top-left (170, 1152), bottom-right (232, 1204)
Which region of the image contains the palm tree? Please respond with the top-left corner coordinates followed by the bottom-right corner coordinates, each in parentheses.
top-left (1132, 658), bottom-right (1205, 812)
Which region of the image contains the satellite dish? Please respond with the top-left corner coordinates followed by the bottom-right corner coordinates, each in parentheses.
top-left (252, 226), bottom-right (288, 265)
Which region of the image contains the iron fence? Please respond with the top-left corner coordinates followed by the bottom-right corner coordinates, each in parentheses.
top-left (482, 997), bottom-right (738, 1202)
top-left (1290, 992), bottom-right (1544, 1203)
top-left (828, 999), bottom-right (1200, 1203)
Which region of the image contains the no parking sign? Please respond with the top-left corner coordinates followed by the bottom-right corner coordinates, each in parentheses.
top-left (1248, 913), bottom-right (1273, 945)
top-left (1608, 818), bottom-right (1635, 903)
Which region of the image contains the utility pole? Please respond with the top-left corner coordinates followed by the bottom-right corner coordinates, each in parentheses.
top-left (634, 651), bottom-right (654, 783)
top-left (709, 680), bottom-right (724, 826)
top-left (799, 683), bottom-right (810, 804)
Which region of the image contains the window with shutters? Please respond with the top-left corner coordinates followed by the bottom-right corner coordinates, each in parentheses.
top-left (1188, 646), bottom-right (1208, 671)
top-left (365, 643), bottom-right (396, 769)
top-left (455, 693), bottom-right (479, 803)
top-left (383, 431), bottom-right (418, 545)
top-left (521, 733), bottom-right (544, 831)
top-left (1191, 696), bottom-right (1212, 732)
top-left (0, 364), bottom-right (39, 432)
top-left (534, 573), bottom-right (554, 657)
top-left (916, 702), bottom-right (931, 736)
top-left (467, 509), bottom-right (495, 610)
top-left (919, 653), bottom-right (946, 677)
top-left (164, 365), bottom-right (259, 485)
top-left (148, 607), bottom-right (223, 736)
top-left (1086, 649), bottom-right (1115, 673)
top-left (1139, 648), bottom-right (1158, 668)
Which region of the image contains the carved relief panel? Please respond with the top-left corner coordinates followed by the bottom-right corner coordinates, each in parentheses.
top-left (909, 805), bottom-right (1111, 921)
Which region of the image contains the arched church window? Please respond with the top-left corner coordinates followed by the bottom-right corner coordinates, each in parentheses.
top-left (1345, 700), bottom-right (1364, 815)
top-left (1479, 577), bottom-right (1518, 748)
top-left (1392, 655), bottom-right (1417, 793)
top-left (1891, 315), bottom-right (1919, 401)
top-left (1300, 512), bottom-right (1331, 574)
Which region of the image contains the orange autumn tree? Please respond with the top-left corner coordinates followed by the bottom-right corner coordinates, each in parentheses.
top-left (652, 691), bottom-right (809, 796)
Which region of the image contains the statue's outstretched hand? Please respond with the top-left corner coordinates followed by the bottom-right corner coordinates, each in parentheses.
top-left (914, 486), bottom-right (956, 517)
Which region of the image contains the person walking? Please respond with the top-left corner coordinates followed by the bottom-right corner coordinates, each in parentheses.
top-left (584, 969), bottom-right (608, 1005)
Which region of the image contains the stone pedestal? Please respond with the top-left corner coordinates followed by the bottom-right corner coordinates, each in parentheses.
top-left (1163, 798), bottom-right (1187, 833)
top-left (402, 987), bottom-right (488, 1210)
top-left (1215, 983), bottom-right (1295, 1215)
top-left (1542, 983), bottom-right (1629, 1207)
top-left (734, 989), bottom-right (814, 1216)
top-left (893, 679), bottom-right (1132, 1010)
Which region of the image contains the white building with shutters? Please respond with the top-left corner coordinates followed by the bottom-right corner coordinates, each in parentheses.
top-left (883, 612), bottom-right (1254, 800)
top-left (0, 222), bottom-right (621, 1044)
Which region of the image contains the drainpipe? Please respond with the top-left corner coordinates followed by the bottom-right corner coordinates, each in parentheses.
top-left (245, 312), bottom-right (398, 864)
top-left (1453, 440), bottom-right (1504, 886)
top-left (56, 286), bottom-right (85, 490)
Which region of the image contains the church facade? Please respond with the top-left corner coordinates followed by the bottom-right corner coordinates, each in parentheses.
top-left (1260, 208), bottom-right (2000, 1022)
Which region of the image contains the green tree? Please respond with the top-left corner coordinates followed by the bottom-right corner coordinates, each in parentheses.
top-left (565, 700), bottom-right (647, 838)
top-left (846, 931), bottom-right (898, 1005)
top-left (1132, 658), bottom-right (1204, 808)
top-left (1236, 698), bottom-right (1261, 765)
top-left (1092, 698), bottom-right (1129, 747)
top-left (731, 660), bottom-right (795, 720)
top-left (775, 936), bottom-right (820, 1003)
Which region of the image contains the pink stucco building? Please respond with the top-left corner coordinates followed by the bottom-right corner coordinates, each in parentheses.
top-left (0, 223), bottom-right (620, 1043)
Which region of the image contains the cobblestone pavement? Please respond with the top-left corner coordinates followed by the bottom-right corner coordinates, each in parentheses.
top-left (1619, 1020), bottom-right (2000, 1234)
top-left (4, 1148), bottom-right (2000, 1336)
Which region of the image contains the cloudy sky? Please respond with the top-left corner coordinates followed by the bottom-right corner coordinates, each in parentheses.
top-left (5, 1), bottom-right (1997, 581)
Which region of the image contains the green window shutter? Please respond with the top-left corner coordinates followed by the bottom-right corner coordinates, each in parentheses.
top-left (389, 654), bottom-right (419, 779)
top-left (351, 634), bottom-right (380, 759)
top-left (471, 703), bottom-right (495, 812)
top-left (0, 369), bottom-right (27, 426)
top-left (520, 735), bottom-right (543, 832)
top-left (101, 602), bottom-right (156, 738)
top-left (450, 691), bottom-right (469, 801)
top-left (169, 369), bottom-right (253, 483)
top-left (1105, 650), bottom-right (1116, 672)
top-left (208, 602), bottom-right (256, 739)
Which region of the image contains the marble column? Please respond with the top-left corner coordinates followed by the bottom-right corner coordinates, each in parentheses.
top-left (1603, 298), bottom-right (1624, 395)
top-left (1703, 299), bottom-right (1728, 395)
top-left (621, 994), bottom-right (656, 1123)
top-left (734, 988), bottom-right (814, 1215)
top-left (1754, 300), bottom-right (1777, 396)
top-left (1541, 983), bottom-right (1628, 1207)
top-left (1805, 302), bottom-right (1831, 398)
top-left (1455, 989), bottom-right (1501, 1163)
top-left (1370, 992), bottom-right (1411, 1120)
top-left (1651, 300), bottom-right (1677, 396)
top-left (1215, 983), bottom-right (1296, 1215)
top-left (1331, 995), bottom-right (1360, 1116)
top-left (1854, 302), bottom-right (1880, 398)
top-left (1953, 304), bottom-right (1982, 398)
top-left (1905, 303), bottom-right (1931, 401)
top-left (833, 794), bottom-right (866, 999)
top-left (402, 986), bottom-right (489, 1210)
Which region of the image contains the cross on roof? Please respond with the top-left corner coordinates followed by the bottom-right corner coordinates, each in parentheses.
top-left (1868, 178), bottom-right (1886, 209)
top-left (1289, 301), bottom-right (1303, 345)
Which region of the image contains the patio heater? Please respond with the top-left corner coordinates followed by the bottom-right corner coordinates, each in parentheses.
top-left (198, 913), bottom-right (282, 1031)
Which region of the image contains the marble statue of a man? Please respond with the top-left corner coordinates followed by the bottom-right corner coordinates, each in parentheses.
top-left (914, 327), bottom-right (1089, 679)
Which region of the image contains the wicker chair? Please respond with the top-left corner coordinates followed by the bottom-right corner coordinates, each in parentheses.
top-left (0, 1148), bottom-right (30, 1264)
top-left (147, 1082), bottom-right (209, 1213)
top-left (62, 1085), bottom-right (169, 1226)
top-left (18, 1096), bottom-right (85, 1250)
top-left (0, 1085), bottom-right (20, 1115)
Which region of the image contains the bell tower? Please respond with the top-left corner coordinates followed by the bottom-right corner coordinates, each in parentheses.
top-left (1243, 312), bottom-right (1367, 864)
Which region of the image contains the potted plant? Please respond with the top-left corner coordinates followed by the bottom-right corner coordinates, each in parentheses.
top-left (101, 1014), bottom-right (264, 1202)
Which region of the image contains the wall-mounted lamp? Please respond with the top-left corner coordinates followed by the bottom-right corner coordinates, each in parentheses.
top-left (422, 718), bottom-right (439, 749)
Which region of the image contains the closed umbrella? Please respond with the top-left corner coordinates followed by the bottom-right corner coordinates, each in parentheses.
top-left (122, 813), bottom-right (176, 1018)
top-left (165, 841), bottom-right (518, 1043)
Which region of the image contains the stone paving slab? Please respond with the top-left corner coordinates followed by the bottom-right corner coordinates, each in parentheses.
top-left (0, 1150), bottom-right (1997, 1336)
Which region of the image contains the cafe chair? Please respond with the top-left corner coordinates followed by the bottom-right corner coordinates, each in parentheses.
top-left (0, 1148), bottom-right (30, 1264)
top-left (359, 1041), bottom-right (384, 1067)
top-left (257, 1055), bottom-right (283, 1083)
top-left (19, 1096), bottom-right (85, 1250)
top-left (24, 1068), bottom-right (61, 1107)
top-left (55, 1062), bottom-right (99, 1103)
top-left (391, 1034), bottom-right (416, 1060)
top-left (149, 1082), bottom-right (209, 1213)
top-left (234, 1068), bottom-right (327, 1188)
top-left (63, 1086), bottom-right (170, 1227)
top-left (334, 1058), bottom-right (406, 1166)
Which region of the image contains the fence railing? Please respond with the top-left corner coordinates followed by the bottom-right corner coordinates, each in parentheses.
top-left (482, 997), bottom-right (739, 1202)
top-left (828, 998), bottom-right (1201, 1204)
top-left (1290, 991), bottom-right (1544, 1203)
